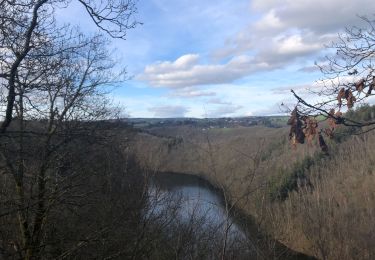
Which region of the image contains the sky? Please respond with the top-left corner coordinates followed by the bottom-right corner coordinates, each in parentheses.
top-left (58, 0), bottom-right (375, 118)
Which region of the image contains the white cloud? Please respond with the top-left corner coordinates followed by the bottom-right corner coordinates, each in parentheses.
top-left (272, 84), bottom-right (311, 95)
top-left (144, 54), bottom-right (200, 75)
top-left (138, 54), bottom-right (272, 88)
top-left (254, 9), bottom-right (284, 32)
top-left (138, 1), bottom-right (370, 90)
top-left (276, 34), bottom-right (320, 56)
top-left (251, 0), bottom-right (374, 34)
top-left (169, 87), bottom-right (216, 98)
top-left (213, 0), bottom-right (374, 69)
top-left (127, 1), bottom-right (375, 117)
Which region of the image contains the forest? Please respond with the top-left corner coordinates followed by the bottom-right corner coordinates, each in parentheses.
top-left (1, 1), bottom-right (375, 260)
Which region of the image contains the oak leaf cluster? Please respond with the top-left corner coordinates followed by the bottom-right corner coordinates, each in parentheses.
top-left (287, 107), bottom-right (333, 154)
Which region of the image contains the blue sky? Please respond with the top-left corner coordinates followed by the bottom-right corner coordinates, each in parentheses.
top-left (58, 0), bottom-right (375, 118)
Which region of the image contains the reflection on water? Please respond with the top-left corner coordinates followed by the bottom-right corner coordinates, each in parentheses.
top-left (145, 172), bottom-right (314, 260)
top-left (147, 172), bottom-right (247, 241)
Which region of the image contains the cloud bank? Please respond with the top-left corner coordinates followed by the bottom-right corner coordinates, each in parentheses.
top-left (129, 0), bottom-right (375, 117)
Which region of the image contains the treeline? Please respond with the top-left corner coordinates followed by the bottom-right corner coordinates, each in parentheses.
top-left (128, 116), bottom-right (286, 130)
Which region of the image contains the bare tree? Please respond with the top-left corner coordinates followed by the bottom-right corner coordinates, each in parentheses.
top-left (0, 30), bottom-right (124, 259)
top-left (0, 0), bottom-right (138, 132)
top-left (0, 1), bottom-right (139, 259)
top-left (289, 15), bottom-right (375, 149)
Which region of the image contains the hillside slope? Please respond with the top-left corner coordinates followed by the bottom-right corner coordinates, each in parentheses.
top-left (131, 106), bottom-right (375, 259)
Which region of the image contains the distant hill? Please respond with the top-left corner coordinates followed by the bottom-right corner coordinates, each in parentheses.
top-left (125, 116), bottom-right (289, 129)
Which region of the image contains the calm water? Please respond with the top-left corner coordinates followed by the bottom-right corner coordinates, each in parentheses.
top-left (146, 172), bottom-right (314, 260)
top-left (147, 172), bottom-right (247, 240)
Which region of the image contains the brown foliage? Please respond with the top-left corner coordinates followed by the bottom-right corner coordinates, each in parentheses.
top-left (327, 109), bottom-right (342, 130)
top-left (327, 109), bottom-right (337, 131)
top-left (337, 88), bottom-right (356, 109)
top-left (345, 89), bottom-right (356, 109)
top-left (325, 109), bottom-right (343, 139)
top-left (337, 88), bottom-right (345, 107)
top-left (324, 128), bottom-right (334, 139)
top-left (366, 76), bottom-right (375, 97)
top-left (355, 78), bottom-right (365, 92)
top-left (288, 108), bottom-right (305, 147)
top-left (303, 117), bottom-right (318, 145)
